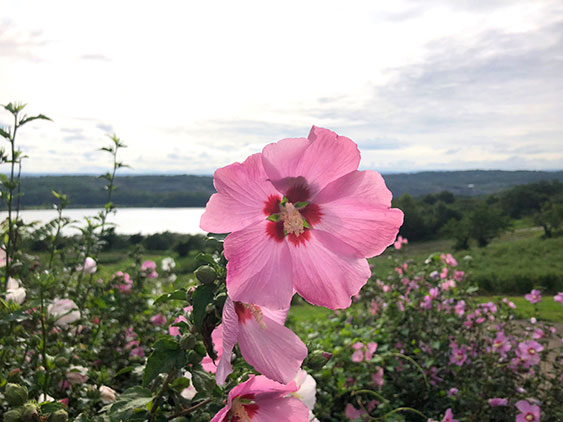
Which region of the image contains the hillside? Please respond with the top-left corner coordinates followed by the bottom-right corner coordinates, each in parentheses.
top-left (11, 170), bottom-right (563, 208)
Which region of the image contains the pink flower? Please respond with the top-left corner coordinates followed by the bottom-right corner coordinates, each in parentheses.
top-left (372, 367), bottom-right (384, 387)
top-left (449, 342), bottom-right (468, 366)
top-left (525, 289), bottom-right (541, 304)
top-left (515, 400), bottom-right (540, 422)
top-left (488, 398), bottom-right (508, 407)
top-left (48, 299), bottom-right (81, 328)
top-left (454, 300), bottom-right (465, 317)
top-left (351, 342), bottom-right (377, 362)
top-left (345, 403), bottom-right (367, 420)
top-left (441, 408), bottom-right (459, 422)
top-left (503, 298), bottom-right (516, 309)
top-left (441, 280), bottom-right (456, 291)
top-left (440, 267), bottom-right (449, 279)
top-left (216, 297), bottom-right (307, 385)
top-left (201, 325), bottom-right (223, 373)
top-left (200, 126), bottom-right (403, 310)
top-left (447, 388), bottom-right (458, 397)
top-left (81, 257), bottom-right (97, 274)
top-left (491, 331), bottom-right (511, 357)
top-left (141, 260), bottom-right (158, 278)
top-left (151, 314), bottom-right (166, 326)
top-left (129, 346), bottom-right (145, 358)
top-left (532, 329), bottom-right (544, 340)
top-left (393, 235), bottom-right (408, 250)
top-left (441, 253), bottom-right (458, 267)
top-left (210, 375), bottom-right (309, 422)
top-left (453, 270), bottom-right (464, 282)
top-left (554, 292), bottom-right (563, 304)
top-left (515, 340), bottom-right (543, 366)
top-left (169, 315), bottom-right (188, 337)
top-left (66, 365), bottom-right (88, 384)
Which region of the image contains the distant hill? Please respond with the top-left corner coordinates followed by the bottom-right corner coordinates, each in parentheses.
top-left (9, 170), bottom-right (563, 209)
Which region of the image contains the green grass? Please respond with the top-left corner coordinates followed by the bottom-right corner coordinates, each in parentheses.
top-left (476, 296), bottom-right (563, 322)
top-left (288, 303), bottom-right (332, 325)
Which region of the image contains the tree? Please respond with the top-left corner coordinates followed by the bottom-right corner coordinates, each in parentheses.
top-left (534, 196), bottom-right (563, 238)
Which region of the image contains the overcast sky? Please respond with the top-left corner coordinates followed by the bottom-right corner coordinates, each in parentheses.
top-left (0, 0), bottom-right (562, 175)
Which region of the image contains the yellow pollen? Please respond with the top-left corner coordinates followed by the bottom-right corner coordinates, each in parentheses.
top-left (231, 399), bottom-right (252, 422)
top-left (529, 348), bottom-right (536, 355)
top-left (525, 413), bottom-right (534, 421)
top-left (247, 304), bottom-right (266, 329)
top-left (281, 202), bottom-right (304, 236)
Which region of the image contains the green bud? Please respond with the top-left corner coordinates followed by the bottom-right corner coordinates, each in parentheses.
top-left (22, 403), bottom-right (40, 422)
top-left (5, 383), bottom-right (28, 406)
top-left (214, 292), bottom-right (227, 309)
top-left (3, 409), bottom-right (23, 422)
top-left (195, 265), bottom-right (216, 285)
top-left (194, 343), bottom-right (207, 356)
top-left (180, 333), bottom-right (197, 350)
top-left (306, 350), bottom-right (333, 370)
top-left (48, 409), bottom-right (69, 422)
top-left (205, 303), bottom-right (215, 314)
top-left (187, 350), bottom-right (203, 365)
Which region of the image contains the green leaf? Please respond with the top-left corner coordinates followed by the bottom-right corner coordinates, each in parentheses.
top-left (294, 201), bottom-right (310, 209)
top-left (18, 114), bottom-right (52, 126)
top-left (154, 288), bottom-right (186, 305)
top-left (114, 366), bottom-right (134, 377)
top-left (142, 338), bottom-right (186, 387)
top-left (195, 252), bottom-right (216, 267)
top-left (169, 376), bottom-right (191, 392)
top-left (192, 284), bottom-right (215, 331)
top-left (0, 127), bottom-right (10, 139)
top-left (108, 386), bottom-right (152, 421)
top-left (190, 369), bottom-right (216, 395)
top-left (266, 214), bottom-right (280, 222)
top-left (206, 232), bottom-right (228, 242)
top-left (40, 401), bottom-right (65, 413)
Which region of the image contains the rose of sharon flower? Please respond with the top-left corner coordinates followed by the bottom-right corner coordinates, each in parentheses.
top-left (441, 409), bottom-right (459, 422)
top-left (200, 126), bottom-right (403, 310)
top-left (488, 398), bottom-right (508, 407)
top-left (210, 375), bottom-right (309, 422)
top-left (6, 277), bottom-right (26, 304)
top-left (525, 289), bottom-right (541, 304)
top-left (66, 365), bottom-right (88, 384)
top-left (141, 260), bottom-right (158, 278)
top-left (48, 299), bottom-right (81, 328)
top-left (161, 257), bottom-right (176, 271)
top-left (515, 340), bottom-right (543, 366)
top-left (554, 292), bottom-right (563, 304)
top-left (216, 298), bottom-right (307, 385)
top-left (99, 385), bottom-right (117, 404)
top-left (515, 400), bottom-right (540, 422)
top-left (393, 235), bottom-right (408, 250)
top-left (81, 257), bottom-right (97, 274)
top-left (293, 370), bottom-right (319, 422)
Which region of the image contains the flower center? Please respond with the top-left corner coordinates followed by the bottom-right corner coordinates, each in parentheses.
top-left (281, 202), bottom-right (305, 236)
top-left (229, 398), bottom-right (258, 422)
top-left (525, 413), bottom-right (535, 421)
top-left (528, 348), bottom-right (536, 355)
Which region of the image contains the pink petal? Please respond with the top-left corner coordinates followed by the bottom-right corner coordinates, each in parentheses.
top-left (216, 300), bottom-right (240, 385)
top-left (202, 325), bottom-right (223, 373)
top-left (237, 303), bottom-right (307, 384)
top-left (229, 375), bottom-right (299, 400)
top-left (210, 406), bottom-right (229, 422)
top-left (225, 221), bottom-right (294, 310)
top-left (200, 153), bottom-right (279, 233)
top-left (290, 230), bottom-right (371, 309)
top-left (313, 170), bottom-right (403, 257)
top-left (261, 126), bottom-right (360, 197)
top-left (253, 396), bottom-right (309, 422)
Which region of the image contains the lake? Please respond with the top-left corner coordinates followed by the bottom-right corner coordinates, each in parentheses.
top-left (0, 208), bottom-right (207, 235)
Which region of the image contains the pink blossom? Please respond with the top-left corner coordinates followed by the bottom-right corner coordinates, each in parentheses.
top-left (454, 300), bottom-right (465, 317)
top-left (216, 298), bottom-right (307, 385)
top-left (200, 126), bottom-right (403, 310)
top-left (440, 267), bottom-right (449, 279)
top-left (532, 329), bottom-right (544, 340)
top-left (449, 342), bottom-right (468, 366)
top-left (372, 367), bottom-right (384, 387)
top-left (169, 315), bottom-right (188, 337)
top-left (447, 388), bottom-right (458, 397)
top-left (393, 235), bottom-right (408, 250)
top-left (441, 253), bottom-right (458, 267)
top-left (515, 400), bottom-right (540, 422)
top-left (421, 295), bottom-right (433, 310)
top-left (201, 325), bottom-right (223, 373)
top-left (488, 398), bottom-right (508, 407)
top-left (515, 340), bottom-right (543, 366)
top-left (370, 300), bottom-right (379, 315)
top-left (129, 346), bottom-right (145, 358)
top-left (503, 298), bottom-right (516, 308)
top-left (210, 375), bottom-right (309, 422)
top-left (554, 292), bottom-right (563, 304)
top-left (441, 280), bottom-right (456, 291)
top-left (441, 408), bottom-right (459, 422)
top-left (81, 257), bottom-right (97, 274)
top-left (151, 314), bottom-right (167, 326)
top-left (453, 270), bottom-right (464, 281)
top-left (141, 260), bottom-right (158, 278)
top-left (345, 404), bottom-right (367, 420)
top-left (66, 365), bottom-right (88, 384)
top-left (491, 331), bottom-right (511, 357)
top-left (525, 289), bottom-right (541, 304)
top-left (48, 299), bottom-right (81, 328)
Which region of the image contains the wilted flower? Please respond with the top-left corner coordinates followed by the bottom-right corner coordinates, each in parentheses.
top-left (200, 126), bottom-right (403, 310)
top-left (48, 299), bottom-right (81, 328)
top-left (180, 371), bottom-right (197, 400)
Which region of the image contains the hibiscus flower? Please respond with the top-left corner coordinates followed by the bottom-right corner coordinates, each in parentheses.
top-left (201, 126), bottom-right (403, 310)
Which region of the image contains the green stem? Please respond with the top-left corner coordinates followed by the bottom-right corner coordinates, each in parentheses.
top-left (149, 370), bottom-right (176, 421)
top-left (40, 284), bottom-right (50, 399)
top-left (4, 113), bottom-right (18, 288)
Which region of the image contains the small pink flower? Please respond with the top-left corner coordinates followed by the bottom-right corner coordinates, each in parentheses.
top-left (515, 400), bottom-right (540, 422)
top-left (453, 270), bottom-right (464, 281)
top-left (200, 126), bottom-right (403, 310)
top-left (532, 329), bottom-right (544, 340)
top-left (441, 408), bottom-right (459, 422)
top-left (365, 342), bottom-right (378, 360)
top-left (447, 388), bottom-right (458, 397)
top-left (129, 346), bottom-right (145, 358)
top-left (216, 298), bottom-right (307, 385)
top-left (372, 367), bottom-right (384, 387)
top-left (210, 375), bottom-right (309, 422)
top-left (151, 314), bottom-right (167, 326)
top-left (441, 253), bottom-right (458, 267)
top-left (449, 342), bottom-right (468, 366)
top-left (525, 289), bottom-right (541, 304)
top-left (515, 340), bottom-right (544, 366)
top-left (441, 280), bottom-right (456, 291)
top-left (554, 292), bottom-right (563, 304)
top-left (503, 298), bottom-right (516, 308)
top-left (345, 403), bottom-right (367, 420)
top-left (488, 398), bottom-right (508, 407)
top-left (440, 267), bottom-right (449, 279)
top-left (491, 331), bottom-right (511, 357)
top-left (454, 300), bottom-right (465, 317)
top-left (141, 260), bottom-right (158, 278)
top-left (169, 315), bottom-right (188, 337)
top-left (81, 257), bottom-right (97, 274)
top-left (393, 235), bottom-right (408, 250)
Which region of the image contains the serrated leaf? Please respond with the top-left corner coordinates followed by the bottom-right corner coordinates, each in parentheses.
top-left (192, 284), bottom-right (215, 331)
top-left (142, 338), bottom-right (186, 387)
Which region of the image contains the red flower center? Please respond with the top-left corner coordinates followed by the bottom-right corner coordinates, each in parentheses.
top-left (525, 412), bottom-right (535, 421)
top-left (226, 395), bottom-right (259, 422)
top-left (528, 348), bottom-right (536, 355)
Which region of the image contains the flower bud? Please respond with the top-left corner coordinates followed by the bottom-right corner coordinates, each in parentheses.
top-left (180, 333), bottom-right (197, 350)
top-left (187, 350), bottom-right (203, 365)
top-left (186, 286), bottom-right (196, 302)
top-left (55, 356), bottom-right (68, 367)
top-left (214, 292), bottom-right (227, 309)
top-left (306, 350), bottom-right (333, 370)
top-left (3, 409), bottom-right (23, 422)
top-left (48, 409), bottom-right (69, 422)
top-left (99, 385), bottom-right (117, 404)
top-left (194, 265), bottom-right (217, 285)
top-left (205, 303), bottom-right (215, 314)
top-left (5, 383), bottom-right (28, 406)
top-left (22, 403), bottom-right (40, 422)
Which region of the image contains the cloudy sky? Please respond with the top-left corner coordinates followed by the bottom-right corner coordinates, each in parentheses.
top-left (0, 0), bottom-right (562, 175)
